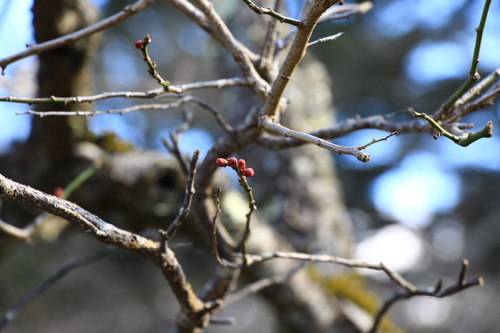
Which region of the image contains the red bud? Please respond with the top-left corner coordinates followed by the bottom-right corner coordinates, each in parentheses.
top-left (242, 168), bottom-right (254, 177)
top-left (228, 158), bottom-right (237, 167)
top-left (216, 158), bottom-right (228, 167)
top-left (237, 159), bottom-right (246, 170)
top-left (135, 40), bottom-right (145, 49)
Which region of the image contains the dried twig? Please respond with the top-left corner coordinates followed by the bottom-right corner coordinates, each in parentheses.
top-left (0, 246), bottom-right (115, 331)
top-left (0, 0), bottom-right (155, 73)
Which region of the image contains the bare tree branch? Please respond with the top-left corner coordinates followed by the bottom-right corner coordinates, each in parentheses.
top-left (261, 116), bottom-right (371, 162)
top-left (164, 150), bottom-right (200, 240)
top-left (241, 0), bottom-right (302, 27)
top-left (369, 259), bottom-right (483, 333)
top-left (0, 77), bottom-right (249, 104)
top-left (16, 95), bottom-right (233, 133)
top-left (0, 0), bottom-right (155, 73)
top-left (355, 131), bottom-right (399, 150)
top-left (307, 32), bottom-right (345, 48)
top-left (261, 0), bottom-right (341, 120)
top-left (318, 1), bottom-right (374, 23)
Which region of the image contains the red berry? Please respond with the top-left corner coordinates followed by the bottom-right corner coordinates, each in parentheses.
top-left (216, 158), bottom-right (228, 167)
top-left (135, 40), bottom-right (144, 49)
top-left (242, 168), bottom-right (254, 177)
top-left (237, 159), bottom-right (246, 170)
top-left (228, 158), bottom-right (237, 167)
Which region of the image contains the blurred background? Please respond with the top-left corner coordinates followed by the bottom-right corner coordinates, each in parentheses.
top-left (0, 0), bottom-right (499, 332)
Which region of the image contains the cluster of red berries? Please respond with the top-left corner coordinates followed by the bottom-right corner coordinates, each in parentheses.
top-left (216, 157), bottom-right (255, 178)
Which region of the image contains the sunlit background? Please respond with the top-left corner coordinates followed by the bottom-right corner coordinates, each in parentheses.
top-left (1, 0), bottom-right (499, 332)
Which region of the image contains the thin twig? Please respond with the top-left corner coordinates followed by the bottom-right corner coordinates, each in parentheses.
top-left (0, 246), bottom-right (115, 331)
top-left (18, 103), bottom-right (186, 116)
top-left (164, 150), bottom-right (200, 240)
top-left (163, 0), bottom-right (258, 64)
top-left (414, 111), bottom-right (492, 147)
top-left (435, 0), bottom-right (492, 120)
top-left (355, 131), bottom-right (398, 150)
top-left (448, 83), bottom-right (500, 122)
top-left (211, 188), bottom-right (240, 269)
top-left (369, 259), bottom-right (483, 333)
top-left (161, 133), bottom-right (189, 175)
top-left (187, 0), bottom-right (270, 98)
top-left (17, 95), bottom-right (233, 133)
top-left (161, 105), bottom-right (194, 174)
top-left (257, 0), bottom-right (282, 80)
top-left (452, 67), bottom-right (500, 109)
top-left (0, 0), bottom-right (155, 73)
top-left (261, 0), bottom-right (341, 120)
top-left (0, 77), bottom-right (248, 103)
top-left (261, 117), bottom-right (370, 162)
top-left (318, 1), bottom-right (374, 23)
top-left (223, 262), bottom-right (305, 306)
top-left (235, 170), bottom-right (257, 267)
top-left (307, 32), bottom-right (345, 48)
top-left (241, 0), bottom-right (302, 27)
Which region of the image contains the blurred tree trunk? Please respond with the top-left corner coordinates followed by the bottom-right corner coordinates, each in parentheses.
top-left (8, 0), bottom-right (100, 189)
